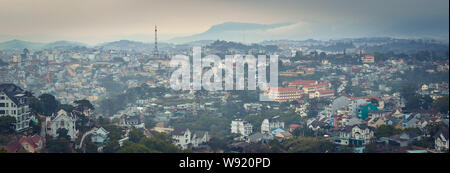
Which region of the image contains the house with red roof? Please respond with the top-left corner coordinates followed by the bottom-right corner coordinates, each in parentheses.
top-left (315, 89), bottom-right (335, 98)
top-left (362, 55), bottom-right (375, 63)
top-left (288, 80), bottom-right (318, 88)
top-left (302, 83), bottom-right (329, 94)
top-left (5, 135), bottom-right (44, 153)
top-left (289, 124), bottom-right (302, 132)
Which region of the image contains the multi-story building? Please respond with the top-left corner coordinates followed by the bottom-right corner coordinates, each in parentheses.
top-left (0, 84), bottom-right (31, 132)
top-left (311, 89), bottom-right (335, 98)
top-left (288, 80), bottom-right (318, 89)
top-left (362, 55), bottom-right (375, 63)
top-left (302, 83), bottom-right (329, 94)
top-left (261, 116), bottom-right (285, 134)
top-left (231, 119), bottom-right (253, 137)
top-left (266, 87), bottom-right (302, 102)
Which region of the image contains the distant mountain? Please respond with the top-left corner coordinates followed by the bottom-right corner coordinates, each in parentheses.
top-left (0, 40), bottom-right (87, 50)
top-left (98, 40), bottom-right (148, 50)
top-left (169, 22), bottom-right (294, 44)
top-left (43, 41), bottom-right (86, 49)
top-left (98, 40), bottom-right (173, 51)
top-left (0, 40), bottom-right (45, 50)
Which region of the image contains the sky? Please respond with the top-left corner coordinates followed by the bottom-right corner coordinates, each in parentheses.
top-left (0, 0), bottom-right (448, 44)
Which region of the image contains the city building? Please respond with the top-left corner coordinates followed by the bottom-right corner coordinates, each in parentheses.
top-left (335, 125), bottom-right (374, 146)
top-left (91, 127), bottom-right (110, 146)
top-left (261, 116), bottom-right (285, 134)
top-left (266, 87), bottom-right (302, 102)
top-left (45, 109), bottom-right (78, 141)
top-left (171, 128), bottom-right (209, 150)
top-left (231, 119), bottom-right (253, 137)
top-left (288, 80), bottom-right (318, 89)
top-left (0, 84), bottom-right (31, 132)
top-left (362, 55), bottom-right (375, 63)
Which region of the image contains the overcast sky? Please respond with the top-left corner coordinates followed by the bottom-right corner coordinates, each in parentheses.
top-left (0, 0), bottom-right (448, 44)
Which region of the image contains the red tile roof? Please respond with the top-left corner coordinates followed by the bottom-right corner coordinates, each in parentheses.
top-left (303, 83), bottom-right (328, 88)
top-left (268, 87), bottom-right (301, 92)
top-left (342, 94), bottom-right (381, 101)
top-left (319, 89), bottom-right (334, 94)
top-left (290, 124), bottom-right (302, 129)
top-left (4, 141), bottom-right (22, 153)
top-left (289, 80), bottom-right (317, 86)
top-left (5, 135), bottom-right (44, 153)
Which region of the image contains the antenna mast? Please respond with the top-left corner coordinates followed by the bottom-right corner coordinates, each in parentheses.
top-left (154, 25), bottom-right (159, 57)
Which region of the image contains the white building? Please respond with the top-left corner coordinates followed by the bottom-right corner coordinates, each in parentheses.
top-left (434, 130), bottom-right (449, 152)
top-left (336, 125), bottom-right (374, 146)
top-left (46, 109), bottom-right (78, 141)
top-left (261, 116), bottom-right (285, 134)
top-left (295, 102), bottom-right (309, 117)
top-left (231, 119), bottom-right (253, 136)
top-left (243, 103), bottom-right (262, 112)
top-left (172, 128), bottom-right (209, 150)
top-left (91, 127), bottom-right (110, 145)
top-left (0, 84), bottom-right (31, 132)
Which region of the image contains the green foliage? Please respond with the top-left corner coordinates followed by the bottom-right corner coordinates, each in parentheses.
top-left (144, 117), bottom-right (156, 129)
top-left (38, 94), bottom-right (60, 115)
top-left (412, 137), bottom-right (435, 149)
top-left (364, 143), bottom-right (381, 153)
top-left (104, 125), bottom-right (124, 141)
top-left (29, 93), bottom-right (76, 116)
top-left (170, 113), bottom-right (230, 138)
top-left (433, 96), bottom-right (449, 114)
top-left (0, 116), bottom-right (16, 134)
top-left (85, 142), bottom-right (98, 153)
top-left (404, 94), bottom-right (433, 110)
top-left (30, 120), bottom-right (41, 135)
top-left (208, 137), bottom-right (229, 152)
top-left (114, 131), bottom-right (180, 153)
top-left (0, 135), bottom-right (8, 145)
top-left (129, 127), bottom-right (144, 143)
top-left (118, 141), bottom-right (152, 153)
top-left (139, 136), bottom-right (179, 153)
top-left (59, 104), bottom-right (74, 113)
top-left (0, 147), bottom-right (7, 153)
top-left (74, 99), bottom-right (95, 111)
top-left (46, 138), bottom-right (71, 153)
top-left (374, 125), bottom-right (402, 138)
top-left (292, 127), bottom-right (315, 137)
top-left (103, 140), bottom-right (120, 153)
top-left (97, 85), bottom-right (170, 116)
top-left (424, 122), bottom-right (445, 136)
top-left (345, 86), bottom-right (365, 97)
top-left (282, 136), bottom-right (336, 153)
top-left (56, 128), bottom-right (71, 141)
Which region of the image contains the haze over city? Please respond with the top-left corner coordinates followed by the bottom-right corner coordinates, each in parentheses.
top-left (0, 0), bottom-right (448, 44)
top-left (0, 0), bottom-right (449, 159)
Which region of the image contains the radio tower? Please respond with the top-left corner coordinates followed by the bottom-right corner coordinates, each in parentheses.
top-left (154, 25), bottom-right (159, 57)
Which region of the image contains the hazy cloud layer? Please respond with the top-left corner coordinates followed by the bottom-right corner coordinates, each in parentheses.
top-left (0, 0), bottom-right (448, 44)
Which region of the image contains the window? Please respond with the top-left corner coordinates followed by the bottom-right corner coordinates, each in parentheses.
top-left (0, 96), bottom-right (4, 100)
top-left (0, 110), bottom-right (5, 114)
top-left (0, 103), bottom-right (4, 107)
